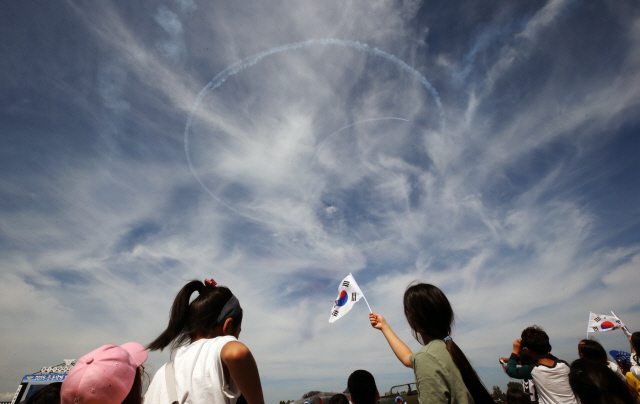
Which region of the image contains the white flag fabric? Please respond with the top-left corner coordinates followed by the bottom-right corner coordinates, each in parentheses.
top-left (610, 311), bottom-right (632, 338)
top-left (587, 311), bottom-right (623, 333)
top-left (329, 273), bottom-right (364, 323)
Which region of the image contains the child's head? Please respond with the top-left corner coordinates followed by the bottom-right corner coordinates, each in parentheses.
top-left (61, 343), bottom-right (147, 404)
top-left (520, 326), bottom-right (551, 356)
top-left (506, 386), bottom-right (529, 404)
top-left (24, 382), bottom-right (61, 404)
top-left (148, 279), bottom-right (243, 351)
top-left (328, 394), bottom-right (350, 404)
top-left (403, 283), bottom-right (495, 404)
top-left (632, 332), bottom-right (640, 354)
top-left (348, 370), bottom-right (379, 404)
top-left (578, 339), bottom-right (607, 364)
top-left (403, 283), bottom-right (452, 341)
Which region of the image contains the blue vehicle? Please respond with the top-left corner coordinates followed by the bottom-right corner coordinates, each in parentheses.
top-left (10, 360), bottom-right (75, 404)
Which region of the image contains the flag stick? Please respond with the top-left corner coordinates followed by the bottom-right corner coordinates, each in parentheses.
top-left (362, 294), bottom-right (373, 313)
top-left (587, 310), bottom-right (592, 339)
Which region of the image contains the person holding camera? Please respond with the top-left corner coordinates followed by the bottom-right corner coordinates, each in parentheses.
top-left (505, 326), bottom-right (576, 404)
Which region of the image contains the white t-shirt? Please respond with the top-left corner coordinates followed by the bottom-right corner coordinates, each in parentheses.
top-left (631, 354), bottom-right (640, 380)
top-left (529, 361), bottom-right (577, 404)
top-left (144, 336), bottom-right (241, 404)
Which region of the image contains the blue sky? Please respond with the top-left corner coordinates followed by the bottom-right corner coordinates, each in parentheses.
top-left (2, 0), bottom-right (640, 402)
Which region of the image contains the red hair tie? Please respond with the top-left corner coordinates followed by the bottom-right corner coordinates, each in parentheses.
top-left (204, 279), bottom-right (217, 288)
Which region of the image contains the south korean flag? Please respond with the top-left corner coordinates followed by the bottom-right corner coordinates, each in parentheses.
top-left (329, 273), bottom-right (364, 323)
top-left (587, 311), bottom-right (622, 333)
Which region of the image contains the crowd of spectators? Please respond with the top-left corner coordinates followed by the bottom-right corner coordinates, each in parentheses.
top-left (22, 280), bottom-right (640, 404)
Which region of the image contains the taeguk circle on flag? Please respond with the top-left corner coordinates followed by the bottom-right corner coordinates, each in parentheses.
top-left (601, 321), bottom-right (615, 330)
top-left (337, 290), bottom-right (349, 307)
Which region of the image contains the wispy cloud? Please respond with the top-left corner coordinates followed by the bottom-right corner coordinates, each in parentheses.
top-left (2, 0), bottom-right (640, 402)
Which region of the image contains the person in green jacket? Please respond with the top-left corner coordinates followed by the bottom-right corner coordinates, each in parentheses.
top-left (369, 283), bottom-right (494, 404)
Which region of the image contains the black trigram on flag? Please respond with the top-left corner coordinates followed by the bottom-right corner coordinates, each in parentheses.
top-left (342, 281), bottom-right (350, 287)
top-left (616, 320), bottom-right (621, 324)
top-left (594, 316), bottom-right (601, 322)
top-left (332, 310), bottom-right (339, 317)
top-left (592, 326), bottom-right (599, 332)
top-left (352, 292), bottom-right (357, 301)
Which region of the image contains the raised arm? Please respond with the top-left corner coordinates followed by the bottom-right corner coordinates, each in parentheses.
top-left (221, 341), bottom-right (265, 404)
top-left (370, 313), bottom-right (413, 368)
top-left (505, 339), bottom-right (532, 379)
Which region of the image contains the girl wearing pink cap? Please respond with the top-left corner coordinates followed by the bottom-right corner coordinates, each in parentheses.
top-left (144, 279), bottom-right (264, 404)
top-left (60, 342), bottom-right (148, 404)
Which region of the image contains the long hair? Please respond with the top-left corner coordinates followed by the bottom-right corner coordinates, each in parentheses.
top-left (147, 280), bottom-right (243, 352)
top-left (569, 358), bottom-right (637, 404)
top-left (121, 366), bottom-right (146, 404)
top-left (403, 283), bottom-right (495, 404)
top-left (631, 332), bottom-right (640, 366)
top-left (578, 339), bottom-right (608, 364)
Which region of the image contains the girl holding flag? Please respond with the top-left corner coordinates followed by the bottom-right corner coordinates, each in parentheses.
top-left (369, 283), bottom-right (494, 404)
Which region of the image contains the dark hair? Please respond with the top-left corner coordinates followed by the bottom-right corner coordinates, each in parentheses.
top-left (518, 350), bottom-right (536, 366)
top-left (569, 358), bottom-right (637, 404)
top-left (403, 283), bottom-right (495, 404)
top-left (579, 339), bottom-right (608, 364)
top-left (520, 326), bottom-right (551, 355)
top-left (506, 386), bottom-right (529, 404)
top-left (632, 332), bottom-right (640, 366)
top-left (329, 394), bottom-right (350, 404)
top-left (121, 366), bottom-right (145, 404)
top-left (25, 382), bottom-right (61, 404)
top-left (348, 370), bottom-right (378, 404)
top-left (148, 280), bottom-right (243, 351)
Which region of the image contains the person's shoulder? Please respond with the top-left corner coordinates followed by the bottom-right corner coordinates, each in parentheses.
top-left (412, 340), bottom-right (442, 356)
top-left (554, 359), bottom-right (571, 372)
top-left (198, 335), bottom-right (238, 349)
top-left (221, 339), bottom-right (251, 361)
top-left (144, 364), bottom-right (168, 402)
top-left (411, 341), bottom-right (449, 368)
top-left (419, 339), bottom-right (446, 352)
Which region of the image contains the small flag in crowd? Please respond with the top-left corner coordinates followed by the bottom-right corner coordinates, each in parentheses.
top-left (611, 311), bottom-right (632, 338)
top-left (329, 273), bottom-right (371, 323)
top-left (587, 311), bottom-right (624, 334)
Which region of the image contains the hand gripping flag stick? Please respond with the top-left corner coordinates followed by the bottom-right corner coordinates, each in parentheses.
top-left (329, 273), bottom-right (371, 323)
top-left (610, 311), bottom-right (632, 338)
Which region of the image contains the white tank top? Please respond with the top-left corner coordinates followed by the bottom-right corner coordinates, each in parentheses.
top-left (144, 336), bottom-right (241, 404)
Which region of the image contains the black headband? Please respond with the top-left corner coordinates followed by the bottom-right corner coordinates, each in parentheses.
top-left (216, 295), bottom-right (242, 325)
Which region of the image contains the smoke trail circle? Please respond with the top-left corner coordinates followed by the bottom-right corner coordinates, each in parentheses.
top-left (184, 39), bottom-right (445, 222)
top-left (310, 117), bottom-right (411, 167)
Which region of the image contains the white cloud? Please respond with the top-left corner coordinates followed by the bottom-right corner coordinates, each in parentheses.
top-left (3, 1), bottom-right (640, 402)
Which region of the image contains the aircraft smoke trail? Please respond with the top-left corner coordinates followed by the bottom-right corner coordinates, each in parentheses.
top-left (310, 117), bottom-right (411, 167)
top-left (184, 39), bottom-right (445, 223)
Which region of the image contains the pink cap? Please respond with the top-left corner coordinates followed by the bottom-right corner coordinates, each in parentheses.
top-left (61, 343), bottom-right (148, 404)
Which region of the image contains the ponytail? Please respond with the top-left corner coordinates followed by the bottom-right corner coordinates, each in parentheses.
top-left (445, 338), bottom-right (495, 404)
top-left (404, 283), bottom-right (495, 404)
top-left (148, 280), bottom-right (241, 352)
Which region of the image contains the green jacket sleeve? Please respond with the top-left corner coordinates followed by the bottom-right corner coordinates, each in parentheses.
top-left (506, 353), bottom-right (532, 379)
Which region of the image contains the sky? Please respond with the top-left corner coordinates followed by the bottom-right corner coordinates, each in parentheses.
top-left (2, 0), bottom-right (640, 402)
